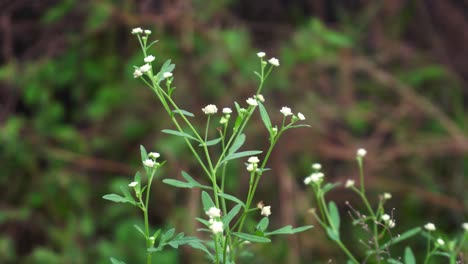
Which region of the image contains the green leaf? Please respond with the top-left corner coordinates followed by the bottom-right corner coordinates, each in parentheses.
top-left (199, 138), bottom-right (222, 147)
top-left (185, 239), bottom-right (213, 260)
top-left (159, 60), bottom-right (175, 80)
top-left (120, 186), bottom-right (136, 205)
top-left (288, 124), bottom-right (311, 129)
top-left (195, 217), bottom-right (210, 227)
top-left (265, 225), bottom-right (313, 236)
top-left (228, 133), bottom-right (246, 154)
top-left (162, 129), bottom-right (199, 142)
top-left (160, 228), bottom-right (175, 243)
top-left (380, 227), bottom-right (421, 249)
top-left (181, 171), bottom-right (203, 186)
top-left (201, 191), bottom-right (215, 211)
top-left (146, 40), bottom-right (159, 50)
top-left (218, 192), bottom-right (246, 208)
top-left (222, 150), bottom-right (262, 163)
top-left (232, 232), bottom-right (270, 243)
top-left (152, 229), bottom-right (161, 241)
top-left (168, 235), bottom-right (199, 248)
top-left (256, 217), bottom-right (269, 232)
top-left (173, 109), bottom-right (194, 117)
top-left (163, 179), bottom-right (195, 189)
top-left (322, 182), bottom-right (340, 194)
top-left (258, 102), bottom-right (272, 131)
top-left (110, 257), bottom-right (126, 264)
top-left (102, 194), bottom-right (130, 204)
top-left (404, 247), bottom-right (416, 264)
top-left (326, 227), bottom-right (339, 241)
top-left (387, 259), bottom-right (403, 264)
top-left (223, 204), bottom-right (242, 226)
top-left (140, 145), bottom-right (148, 162)
top-left (133, 225), bottom-right (146, 238)
top-left (328, 201), bottom-right (340, 235)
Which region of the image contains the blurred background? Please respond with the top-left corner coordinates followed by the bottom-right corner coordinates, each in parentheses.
top-left (1, 0), bottom-right (467, 263)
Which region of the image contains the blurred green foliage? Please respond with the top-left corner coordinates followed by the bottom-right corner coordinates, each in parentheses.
top-left (0, 1), bottom-right (467, 263)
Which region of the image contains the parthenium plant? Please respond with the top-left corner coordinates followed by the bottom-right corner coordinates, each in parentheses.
top-left (305, 148), bottom-right (468, 264)
top-left (103, 27), bottom-right (312, 264)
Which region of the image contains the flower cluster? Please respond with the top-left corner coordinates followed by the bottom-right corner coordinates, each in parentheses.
top-left (257, 201), bottom-right (272, 217)
top-left (143, 151), bottom-right (161, 168)
top-left (381, 214), bottom-right (396, 228)
top-left (304, 163), bottom-right (324, 185)
top-left (246, 156), bottom-right (260, 172)
top-left (202, 104), bottom-right (218, 115)
top-left (256, 51), bottom-right (280, 67)
top-left (206, 207), bottom-right (223, 234)
top-left (279, 106), bottom-right (305, 121)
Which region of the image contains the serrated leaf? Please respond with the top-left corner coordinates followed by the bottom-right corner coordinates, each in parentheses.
top-left (258, 102), bottom-right (272, 132)
top-left (199, 138), bottom-right (222, 147)
top-left (256, 217), bottom-right (269, 232)
top-left (328, 201), bottom-right (340, 235)
top-left (228, 133), bottom-right (246, 154)
top-left (404, 247), bottom-right (416, 264)
top-left (110, 257), bottom-right (126, 264)
top-left (232, 232), bottom-right (270, 243)
top-left (163, 179), bottom-right (195, 189)
top-left (162, 129), bottom-right (199, 142)
top-left (173, 109), bottom-right (194, 117)
top-left (201, 191), bottom-right (215, 211)
top-left (218, 192), bottom-right (246, 208)
top-left (140, 145), bottom-right (148, 162)
top-left (223, 204), bottom-right (242, 226)
top-left (222, 150), bottom-right (262, 163)
top-left (102, 194), bottom-right (130, 204)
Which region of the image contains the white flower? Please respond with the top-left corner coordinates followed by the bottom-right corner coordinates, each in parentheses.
top-left (140, 64), bottom-right (152, 73)
top-left (345, 179), bottom-right (355, 188)
top-left (202, 104), bottom-right (218, 115)
top-left (163, 72), bottom-right (173, 78)
top-left (297, 112), bottom-right (305, 120)
top-left (143, 159), bottom-right (155, 168)
top-left (206, 207), bottom-right (221, 218)
top-left (257, 52), bottom-right (266, 58)
top-left (148, 152), bottom-right (160, 159)
top-left (128, 181), bottom-right (138, 187)
top-left (312, 163), bottom-right (321, 170)
top-left (383, 193), bottom-right (392, 200)
top-left (381, 214), bottom-right (390, 221)
top-left (357, 148), bottom-right (367, 157)
top-left (436, 238), bottom-right (445, 246)
top-left (309, 172), bottom-right (324, 183)
top-left (304, 176), bottom-right (313, 185)
top-left (268, 57), bottom-right (280, 67)
top-left (424, 222), bottom-right (436, 231)
top-left (255, 94), bottom-right (265, 102)
top-left (261, 205), bottom-right (271, 217)
top-left (144, 55), bottom-right (155, 63)
top-left (248, 156), bottom-right (260, 164)
top-left (222, 107), bottom-right (232, 114)
top-left (280, 106), bottom-right (292, 116)
top-left (131, 27), bottom-right (143, 34)
top-left (144, 30), bottom-right (151, 34)
top-left (133, 69), bottom-right (143, 78)
top-left (246, 163), bottom-right (256, 172)
top-left (388, 220), bottom-right (396, 228)
top-left (246, 97), bottom-right (258, 106)
top-left (210, 220), bottom-right (224, 234)
top-left (462, 222), bottom-right (468, 231)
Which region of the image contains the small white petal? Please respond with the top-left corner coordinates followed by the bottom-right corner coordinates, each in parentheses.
top-left (312, 163), bottom-right (321, 170)
top-left (143, 159), bottom-right (155, 168)
top-left (297, 112), bottom-right (305, 120)
top-left (133, 69), bottom-right (143, 78)
top-left (131, 27), bottom-right (143, 34)
top-left (345, 179), bottom-right (355, 188)
top-left (144, 30), bottom-right (152, 34)
top-left (424, 222), bottom-right (436, 231)
top-left (222, 107), bottom-right (232, 114)
top-left (128, 181), bottom-right (138, 187)
top-left (248, 156), bottom-right (260, 164)
top-left (246, 97), bottom-right (258, 106)
top-left (148, 152), bottom-right (160, 159)
top-left (202, 104), bottom-right (218, 115)
top-left (144, 55), bottom-right (155, 63)
top-left (357, 148), bottom-right (367, 157)
top-left (268, 57), bottom-right (280, 67)
top-left (257, 52), bottom-right (266, 58)
top-left (261, 205), bottom-right (271, 217)
top-left (280, 106), bottom-right (293, 116)
top-left (206, 207), bottom-right (221, 218)
top-left (140, 64), bottom-right (152, 73)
